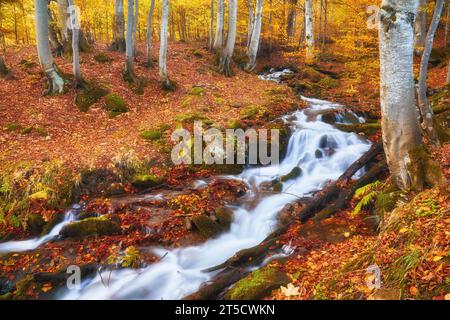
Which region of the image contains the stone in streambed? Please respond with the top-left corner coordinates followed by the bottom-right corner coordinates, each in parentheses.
top-left (60, 216), bottom-right (121, 238)
top-left (215, 206), bottom-right (234, 229)
top-left (224, 266), bottom-right (290, 300)
top-left (280, 167), bottom-right (302, 182)
top-left (191, 215), bottom-right (222, 239)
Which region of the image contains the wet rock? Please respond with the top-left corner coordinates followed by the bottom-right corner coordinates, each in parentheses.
top-left (215, 207), bottom-right (234, 229)
top-left (224, 267), bottom-right (290, 300)
top-left (0, 277), bottom-right (15, 296)
top-left (26, 214), bottom-right (45, 235)
top-left (191, 215), bottom-right (222, 238)
top-left (315, 149), bottom-right (323, 159)
top-left (273, 182), bottom-right (283, 192)
top-left (60, 216), bottom-right (121, 238)
top-left (334, 123), bottom-right (381, 136)
top-left (77, 211), bottom-right (98, 220)
top-left (280, 167), bottom-right (302, 182)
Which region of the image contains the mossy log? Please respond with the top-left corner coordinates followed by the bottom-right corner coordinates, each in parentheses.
top-left (335, 122), bottom-right (381, 136)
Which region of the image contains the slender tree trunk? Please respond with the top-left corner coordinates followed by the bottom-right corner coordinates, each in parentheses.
top-left (417, 0), bottom-right (444, 146)
top-left (414, 0), bottom-right (426, 54)
top-left (112, 0), bottom-right (126, 51)
top-left (287, 0), bottom-right (298, 40)
top-left (305, 0), bottom-right (314, 62)
top-left (219, 0), bottom-right (237, 77)
top-left (447, 59), bottom-right (450, 84)
top-left (125, 0), bottom-right (136, 81)
top-left (159, 0), bottom-right (172, 89)
top-left (35, 0), bottom-right (65, 94)
top-left (445, 2), bottom-right (449, 47)
top-left (57, 0), bottom-right (69, 43)
top-left (210, 0), bottom-right (215, 50)
top-left (68, 0), bottom-right (83, 86)
top-left (214, 0), bottom-right (225, 51)
top-left (0, 56), bottom-right (9, 77)
top-left (48, 6), bottom-right (63, 56)
top-left (268, 0), bottom-right (273, 56)
top-left (246, 0), bottom-right (263, 71)
top-left (133, 0), bottom-right (139, 54)
top-left (247, 0), bottom-right (255, 48)
top-left (378, 0), bottom-right (439, 191)
top-left (322, 0), bottom-right (328, 46)
top-left (146, 0), bottom-right (156, 67)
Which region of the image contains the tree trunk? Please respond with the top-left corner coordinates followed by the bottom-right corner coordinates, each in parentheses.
top-left (447, 59), bottom-right (450, 85)
top-left (68, 0), bottom-right (83, 86)
top-left (146, 0), bottom-right (156, 67)
top-left (57, 0), bottom-right (69, 43)
top-left (268, 0), bottom-right (273, 55)
top-left (414, 0), bottom-right (426, 54)
top-left (159, 0), bottom-right (173, 89)
top-left (219, 0), bottom-right (237, 77)
top-left (287, 0), bottom-right (298, 39)
top-left (445, 3), bottom-right (449, 47)
top-left (305, 0), bottom-right (314, 62)
top-left (112, 0), bottom-right (126, 51)
top-left (133, 0), bottom-right (139, 54)
top-left (125, 0), bottom-right (136, 81)
top-left (0, 56), bottom-right (9, 77)
top-left (417, 0), bottom-right (444, 146)
top-left (246, 0), bottom-right (255, 48)
top-left (213, 0), bottom-right (225, 51)
top-left (379, 0), bottom-right (432, 191)
top-left (35, 0), bottom-right (65, 94)
top-left (47, 6), bottom-right (63, 56)
top-left (210, 0), bottom-right (215, 50)
top-left (246, 0), bottom-right (264, 72)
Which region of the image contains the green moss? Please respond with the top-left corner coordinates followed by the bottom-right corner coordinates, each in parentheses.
top-left (265, 87), bottom-right (287, 96)
top-left (407, 145), bottom-right (445, 190)
top-left (4, 123), bottom-right (22, 132)
top-left (174, 112), bottom-right (212, 124)
top-left (192, 49), bottom-right (203, 58)
top-left (335, 122), bottom-right (381, 136)
top-left (239, 104), bottom-right (269, 120)
top-left (224, 267), bottom-right (290, 300)
top-left (318, 76), bottom-right (339, 89)
top-left (131, 174), bottom-right (162, 189)
top-left (140, 130), bottom-right (162, 141)
top-left (93, 52), bottom-right (112, 63)
top-left (60, 216), bottom-right (121, 238)
top-left (189, 86), bottom-right (205, 96)
top-left (299, 66), bottom-right (324, 83)
top-left (280, 167), bottom-right (302, 182)
top-left (75, 83), bottom-right (109, 112)
top-left (227, 119), bottom-right (244, 129)
top-left (20, 126), bottom-right (33, 135)
top-left (104, 93), bottom-right (129, 117)
top-left (19, 59), bottom-right (37, 69)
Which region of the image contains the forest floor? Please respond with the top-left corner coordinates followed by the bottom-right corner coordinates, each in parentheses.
top-left (0, 41), bottom-right (449, 300)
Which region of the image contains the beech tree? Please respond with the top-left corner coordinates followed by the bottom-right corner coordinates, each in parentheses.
top-left (245, 0), bottom-right (263, 71)
top-left (210, 0), bottom-right (214, 50)
top-left (414, 0), bottom-right (426, 54)
top-left (111, 0), bottom-right (126, 51)
top-left (417, 0), bottom-right (444, 146)
top-left (213, 0), bottom-right (224, 51)
top-left (35, 0), bottom-right (65, 94)
top-left (379, 0), bottom-right (443, 191)
top-left (159, 0), bottom-right (173, 89)
top-left (125, 0), bottom-right (137, 81)
top-left (68, 0), bottom-right (83, 86)
top-left (287, 0), bottom-right (298, 39)
top-left (219, 0), bottom-right (237, 76)
top-left (305, 0), bottom-right (314, 62)
top-left (146, 0), bottom-right (156, 67)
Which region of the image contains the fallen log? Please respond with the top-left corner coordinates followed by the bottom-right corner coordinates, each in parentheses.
top-left (184, 140), bottom-right (385, 300)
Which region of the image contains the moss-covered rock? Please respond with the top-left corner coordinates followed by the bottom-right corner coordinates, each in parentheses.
top-left (240, 104), bottom-right (269, 120)
top-left (174, 112), bottom-right (212, 125)
top-left (0, 57), bottom-right (9, 77)
top-left (335, 122), bottom-right (381, 136)
top-left (407, 145), bottom-right (446, 190)
top-left (273, 181), bottom-right (283, 192)
top-left (131, 174), bottom-right (162, 189)
top-left (26, 214), bottom-right (45, 235)
top-left (189, 86), bottom-right (205, 96)
top-left (215, 206), bottom-right (234, 229)
top-left (60, 216), bottom-right (121, 238)
top-left (75, 83), bottom-right (109, 112)
top-left (104, 93), bottom-right (129, 117)
top-left (191, 215), bottom-right (222, 238)
top-left (318, 76), bottom-right (339, 89)
top-left (93, 52), bottom-right (112, 63)
top-left (4, 123), bottom-right (22, 132)
top-left (280, 167), bottom-right (302, 182)
top-left (224, 267), bottom-right (290, 300)
top-left (140, 129), bottom-right (162, 141)
top-left (227, 119), bottom-right (245, 129)
top-left (298, 66), bottom-right (324, 83)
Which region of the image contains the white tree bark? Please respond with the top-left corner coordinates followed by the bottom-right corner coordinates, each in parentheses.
top-left (112, 0), bottom-right (126, 51)
top-left (219, 0), bottom-right (237, 76)
top-left (246, 0), bottom-right (255, 48)
top-left (35, 0), bottom-right (65, 94)
top-left (379, 0), bottom-right (424, 190)
top-left (125, 0), bottom-right (136, 80)
top-left (305, 0), bottom-right (314, 62)
top-left (133, 0), bottom-right (139, 53)
top-left (246, 0), bottom-right (263, 71)
top-left (68, 0), bottom-right (82, 85)
top-left (213, 0), bottom-right (224, 51)
top-left (417, 0), bottom-right (444, 146)
top-left (414, 0), bottom-right (426, 53)
top-left (146, 0), bottom-right (156, 67)
top-left (159, 0), bottom-right (171, 88)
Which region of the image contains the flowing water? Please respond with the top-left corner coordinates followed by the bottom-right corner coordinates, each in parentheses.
top-left (0, 70), bottom-right (371, 299)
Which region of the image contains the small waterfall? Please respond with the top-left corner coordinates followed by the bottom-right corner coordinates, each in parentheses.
top-left (58, 97), bottom-right (370, 300)
top-left (0, 205), bottom-right (80, 254)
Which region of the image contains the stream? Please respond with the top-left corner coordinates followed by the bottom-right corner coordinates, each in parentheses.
top-left (0, 70), bottom-right (371, 299)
